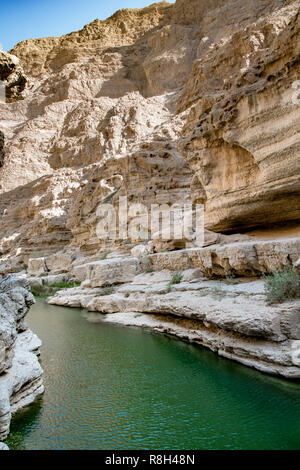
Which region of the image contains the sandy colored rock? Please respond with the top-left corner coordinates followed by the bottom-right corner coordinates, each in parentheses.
top-left (72, 257), bottom-right (141, 287)
top-left (0, 51), bottom-right (27, 102)
top-left (178, 0), bottom-right (300, 231)
top-left (27, 257), bottom-right (47, 276)
top-left (0, 331), bottom-right (44, 440)
top-left (0, 131), bottom-right (4, 168)
top-left (294, 257), bottom-right (300, 275)
top-left (0, 0), bottom-right (300, 382)
top-left (0, 0), bottom-right (298, 248)
top-left (0, 277), bottom-right (35, 373)
top-left (48, 265), bottom-right (300, 379)
top-left (45, 251), bottom-right (76, 273)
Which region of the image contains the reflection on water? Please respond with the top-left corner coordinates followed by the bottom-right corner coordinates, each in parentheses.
top-left (6, 299), bottom-right (300, 450)
top-left (6, 398), bottom-right (43, 450)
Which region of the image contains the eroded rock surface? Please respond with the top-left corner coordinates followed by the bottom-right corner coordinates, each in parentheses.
top-left (48, 262), bottom-right (300, 379)
top-left (0, 51), bottom-right (27, 172)
top-left (179, 0), bottom-right (300, 231)
top-left (0, 51), bottom-right (27, 102)
top-left (0, 277), bottom-right (44, 441)
top-left (0, 0), bottom-right (300, 379)
top-left (0, 0), bottom-right (299, 254)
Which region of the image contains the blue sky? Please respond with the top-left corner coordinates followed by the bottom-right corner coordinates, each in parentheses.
top-left (0, 0), bottom-right (175, 51)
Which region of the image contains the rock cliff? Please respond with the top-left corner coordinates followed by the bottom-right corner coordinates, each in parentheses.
top-left (0, 1), bottom-right (298, 235)
top-left (0, 0), bottom-right (299, 255)
top-left (0, 277), bottom-right (44, 447)
top-left (0, 51), bottom-right (27, 103)
top-left (0, 0), bottom-right (300, 379)
top-left (178, 0), bottom-right (300, 231)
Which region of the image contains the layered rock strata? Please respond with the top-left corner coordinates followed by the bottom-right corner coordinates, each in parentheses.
top-left (18, 236), bottom-right (300, 379)
top-left (0, 277), bottom-right (44, 445)
top-left (47, 251), bottom-right (300, 379)
top-left (0, 1), bottom-right (299, 257)
top-left (178, 0), bottom-right (300, 231)
top-left (0, 0), bottom-right (300, 380)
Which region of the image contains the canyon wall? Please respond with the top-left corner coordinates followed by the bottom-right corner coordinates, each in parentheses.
top-left (0, 277), bottom-right (44, 446)
top-left (178, 0), bottom-right (300, 231)
top-left (0, 0), bottom-right (299, 261)
top-left (0, 0), bottom-right (300, 379)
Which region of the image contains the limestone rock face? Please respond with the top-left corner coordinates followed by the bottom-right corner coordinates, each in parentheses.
top-left (0, 170), bottom-right (81, 258)
top-left (0, 131), bottom-right (4, 168)
top-left (0, 51), bottom-right (27, 102)
top-left (0, 51), bottom-right (27, 171)
top-left (0, 277), bottom-right (35, 373)
top-left (295, 257), bottom-right (300, 275)
top-left (0, 276), bottom-right (44, 441)
top-left (48, 263), bottom-right (300, 379)
top-left (178, 0), bottom-right (300, 231)
top-left (0, 0), bottom-right (298, 251)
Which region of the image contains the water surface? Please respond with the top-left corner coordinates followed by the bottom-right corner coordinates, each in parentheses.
top-left (6, 299), bottom-right (300, 450)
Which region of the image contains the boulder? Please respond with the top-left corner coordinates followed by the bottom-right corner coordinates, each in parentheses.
top-left (294, 258), bottom-right (300, 275)
top-left (27, 258), bottom-right (47, 276)
top-left (45, 252), bottom-right (75, 274)
top-left (148, 238), bottom-right (300, 277)
top-left (72, 257), bottom-right (141, 287)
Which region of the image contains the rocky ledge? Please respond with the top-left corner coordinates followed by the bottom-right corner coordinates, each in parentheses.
top-left (0, 0), bottom-right (299, 404)
top-left (31, 236), bottom-right (300, 380)
top-left (0, 277), bottom-right (44, 448)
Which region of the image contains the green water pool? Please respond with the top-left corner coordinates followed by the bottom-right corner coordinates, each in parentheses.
top-left (6, 299), bottom-right (300, 450)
